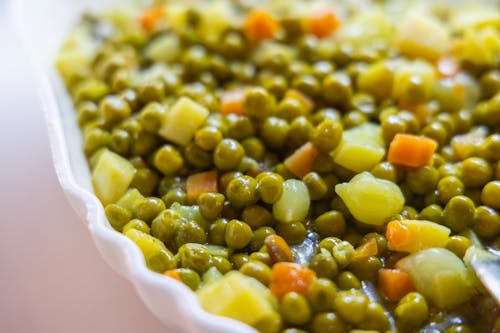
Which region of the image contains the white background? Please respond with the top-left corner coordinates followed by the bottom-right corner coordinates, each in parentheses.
top-left (0, 1), bottom-right (167, 332)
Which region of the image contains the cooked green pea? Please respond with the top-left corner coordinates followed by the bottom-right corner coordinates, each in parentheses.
top-left (151, 209), bottom-right (182, 243)
top-left (173, 220), bottom-right (207, 251)
top-left (105, 203), bottom-right (132, 231)
top-left (197, 193), bottom-right (225, 220)
top-left (311, 312), bottom-right (347, 333)
top-left (442, 195), bottom-right (475, 232)
top-left (333, 289), bottom-right (369, 324)
top-left (119, 88), bottom-right (139, 112)
top-left (336, 271), bottom-right (361, 290)
top-left (348, 256), bottom-right (382, 282)
top-left (146, 248), bottom-right (176, 273)
top-left (243, 87), bottom-right (276, 120)
top-left (343, 111), bottom-right (368, 129)
top-left (99, 95), bottom-right (131, 126)
top-left (322, 72), bottom-right (352, 109)
top-left (313, 210), bottom-right (346, 238)
top-left (138, 79), bottom-right (165, 104)
top-left (139, 102), bottom-right (164, 133)
top-left (250, 227), bottom-right (276, 251)
top-left (292, 74), bottom-right (320, 97)
top-left (446, 235), bottom-right (472, 258)
top-left (474, 205), bottom-right (500, 238)
top-left (84, 128), bottom-right (111, 156)
top-left (176, 268), bottom-right (201, 291)
top-left (195, 126), bottom-right (222, 151)
top-left (240, 260), bottom-right (272, 286)
top-left (395, 292), bottom-right (428, 327)
top-left (161, 188), bottom-right (187, 207)
top-left (211, 256), bottom-right (232, 274)
top-left (131, 131), bottom-right (159, 156)
top-left (77, 101), bottom-right (99, 128)
top-left (122, 219), bottom-right (150, 234)
top-left (241, 137), bottom-right (266, 161)
top-left (480, 70), bottom-right (500, 99)
top-left (110, 129), bottom-right (132, 156)
top-left (401, 205), bottom-right (419, 220)
top-left (276, 222), bottom-right (306, 245)
top-left (406, 165), bottom-right (438, 195)
top-left (133, 197), bottom-right (166, 223)
top-left (131, 168), bottom-right (160, 197)
top-left (208, 218), bottom-right (228, 246)
top-left (249, 251), bottom-right (273, 267)
top-left (280, 329), bottom-right (307, 333)
top-left (481, 181), bottom-right (500, 209)
top-left (307, 278), bottom-right (337, 312)
top-left (445, 325), bottom-right (474, 333)
top-left (438, 176), bottom-right (465, 204)
top-left (419, 204), bottom-right (443, 224)
top-left (226, 176), bottom-right (258, 208)
top-left (258, 173), bottom-right (284, 204)
top-left (331, 241), bottom-right (355, 269)
top-left (214, 139), bottom-right (245, 171)
top-left (231, 253), bottom-right (250, 270)
top-left (276, 98), bottom-right (304, 122)
top-left (381, 114), bottom-right (407, 143)
top-left (227, 115), bottom-right (255, 141)
top-left (370, 161), bottom-right (402, 183)
top-left (261, 117), bottom-right (290, 150)
top-left (225, 219), bottom-right (253, 250)
top-left (460, 157), bottom-right (492, 188)
top-left (177, 243), bottom-right (211, 274)
top-left (309, 248), bottom-right (339, 280)
top-left (287, 116), bottom-right (313, 150)
top-left (319, 237), bottom-right (342, 252)
top-left (242, 205), bottom-right (273, 230)
top-left (479, 134), bottom-right (500, 161)
top-left (303, 172), bottom-right (328, 200)
top-left (280, 292), bottom-right (312, 326)
top-left (358, 302), bottom-right (390, 331)
top-left (184, 142), bottom-right (213, 169)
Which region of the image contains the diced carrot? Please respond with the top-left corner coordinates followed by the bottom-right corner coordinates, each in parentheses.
top-left (243, 9), bottom-right (279, 42)
top-left (186, 170), bottom-right (218, 204)
top-left (386, 219), bottom-right (450, 253)
top-left (378, 268), bottom-right (416, 301)
top-left (164, 269), bottom-right (182, 282)
top-left (220, 90), bottom-right (245, 116)
top-left (386, 220), bottom-right (412, 251)
top-left (269, 262), bottom-right (316, 300)
top-left (387, 133), bottom-right (437, 167)
top-left (354, 238), bottom-right (378, 259)
top-left (284, 142), bottom-right (318, 178)
top-left (265, 235), bottom-right (294, 263)
top-left (284, 89), bottom-right (314, 115)
top-left (140, 5), bottom-right (166, 32)
top-left (305, 9), bottom-right (341, 39)
top-left (435, 56), bottom-right (460, 78)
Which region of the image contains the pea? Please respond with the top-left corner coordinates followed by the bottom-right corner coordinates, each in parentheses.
top-left (336, 271), bottom-right (361, 290)
top-left (311, 312), bottom-right (347, 333)
top-left (303, 172), bottom-right (328, 200)
top-left (474, 206), bottom-right (500, 238)
top-left (197, 193), bottom-right (225, 220)
top-left (395, 292), bottom-right (428, 327)
top-left (381, 114), bottom-right (407, 143)
top-left (122, 219), bottom-right (150, 234)
top-left (240, 261), bottom-right (272, 286)
top-left (146, 248), bottom-right (176, 273)
top-left (322, 72), bottom-right (352, 109)
top-left (176, 268), bottom-right (201, 291)
top-left (343, 111), bottom-right (368, 129)
top-left (460, 157), bottom-right (493, 188)
top-left (195, 126), bottom-right (223, 152)
top-left (151, 209), bottom-right (182, 243)
top-left (254, 311), bottom-right (282, 333)
top-left (105, 204), bottom-right (132, 231)
top-left (138, 79), bottom-right (165, 104)
top-left (276, 221), bottom-right (307, 245)
top-left (249, 251), bottom-right (273, 267)
top-left (481, 181), bottom-right (500, 209)
top-left (208, 218), bottom-right (228, 246)
top-left (437, 176), bottom-right (465, 204)
top-left (401, 205), bottom-right (419, 220)
top-left (133, 197), bottom-right (166, 223)
top-left (309, 248), bottom-right (339, 280)
top-left (161, 188), bottom-right (187, 207)
top-left (242, 205), bottom-right (273, 230)
top-left (361, 233), bottom-right (388, 256)
top-left (211, 256), bottom-right (232, 274)
top-left (184, 142), bottom-right (213, 169)
top-left (230, 253), bottom-right (250, 270)
top-left (241, 137), bottom-right (267, 161)
top-left (139, 102), bottom-right (164, 133)
top-left (331, 241), bottom-right (355, 269)
top-left (280, 329), bottom-right (307, 333)
top-left (173, 220), bottom-right (207, 251)
top-left (419, 204), bottom-right (443, 224)
top-left (371, 161), bottom-right (403, 183)
top-left (306, 278), bottom-right (336, 312)
top-left (348, 256), bottom-right (382, 282)
top-left (313, 210), bottom-right (346, 238)
top-left (226, 176), bottom-right (258, 208)
top-left (227, 115), bottom-right (255, 141)
top-left (319, 237), bottom-right (342, 252)
top-left (292, 74), bottom-right (321, 97)
top-left (358, 302), bottom-right (390, 331)
top-left (480, 70), bottom-right (500, 99)
top-left (479, 134), bottom-right (500, 161)
top-left (261, 117), bottom-right (290, 150)
top-left (131, 131), bottom-right (159, 156)
top-left (287, 116), bottom-right (313, 150)
top-left (446, 235), bottom-right (472, 258)
top-left (445, 325), bottom-right (474, 333)
top-left (243, 87), bottom-right (276, 121)
top-left (131, 168), bottom-right (160, 197)
top-left (177, 243), bottom-right (211, 274)
top-left (225, 219), bottom-right (253, 250)
top-left (442, 195), bottom-right (475, 232)
top-left (276, 98), bottom-right (304, 122)
top-left (77, 101), bottom-right (99, 128)
top-left (99, 95), bottom-right (131, 126)
top-left (84, 128), bottom-right (111, 156)
top-left (258, 173), bottom-right (284, 204)
top-left (250, 227), bottom-right (276, 251)
top-left (406, 165), bottom-right (439, 195)
top-left (120, 88), bottom-right (139, 112)
top-left (333, 289), bottom-right (369, 324)
top-left (280, 292), bottom-right (312, 326)
top-left (214, 139), bottom-right (245, 171)
top-left (264, 75), bottom-right (288, 100)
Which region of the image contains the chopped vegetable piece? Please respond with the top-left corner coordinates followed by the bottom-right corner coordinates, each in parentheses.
top-left (221, 90), bottom-right (245, 116)
top-left (283, 89), bottom-right (314, 115)
top-left (386, 220), bottom-right (451, 253)
top-left (265, 234), bottom-right (294, 263)
top-left (378, 268), bottom-right (416, 301)
top-left (451, 127), bottom-right (487, 160)
top-left (273, 179), bottom-right (310, 223)
top-left (243, 9), bottom-right (279, 42)
top-left (269, 262), bottom-right (315, 300)
top-left (186, 171), bottom-right (218, 204)
top-left (140, 5), bottom-right (166, 32)
top-left (164, 269), bottom-right (182, 282)
top-left (116, 188), bottom-right (144, 211)
top-left (354, 238), bottom-right (378, 259)
top-left (124, 228), bottom-right (176, 272)
top-left (158, 97), bottom-right (209, 146)
top-left (91, 149), bottom-right (136, 205)
top-left (387, 134), bottom-right (437, 168)
top-left (335, 172), bottom-right (405, 225)
top-left (284, 142), bottom-right (318, 178)
top-left (305, 9), bottom-right (341, 39)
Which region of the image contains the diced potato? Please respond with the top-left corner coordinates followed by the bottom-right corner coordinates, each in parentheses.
top-left (357, 60), bottom-right (396, 101)
top-left (396, 248), bottom-right (475, 309)
top-left (158, 97), bottom-right (209, 146)
top-left (392, 60), bottom-right (436, 105)
top-left (331, 123), bottom-right (385, 173)
top-left (56, 27), bottom-right (96, 83)
top-left (335, 172), bottom-right (404, 225)
top-left (144, 33), bottom-right (180, 63)
top-left (273, 179), bottom-right (310, 223)
top-left (116, 188), bottom-right (144, 211)
top-left (196, 0), bottom-right (235, 44)
top-left (387, 219), bottom-right (451, 253)
top-left (124, 228), bottom-right (168, 258)
top-left (451, 126), bottom-right (487, 160)
top-left (454, 27), bottom-right (500, 66)
top-left (395, 12), bottom-right (451, 60)
top-left (197, 271), bottom-right (280, 332)
top-left (449, 5), bottom-right (500, 32)
top-left (91, 149), bottom-right (136, 205)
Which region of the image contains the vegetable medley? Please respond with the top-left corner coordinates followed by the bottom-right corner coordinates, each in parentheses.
top-left (56, 0), bottom-right (500, 332)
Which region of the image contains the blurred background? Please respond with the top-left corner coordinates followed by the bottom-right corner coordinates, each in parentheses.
top-left (0, 2), bottom-right (166, 332)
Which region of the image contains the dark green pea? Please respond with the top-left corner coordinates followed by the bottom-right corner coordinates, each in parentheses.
top-left (465, 188), bottom-right (482, 206)
top-left (131, 131), bottom-right (159, 156)
top-left (117, 117), bottom-right (141, 138)
top-left (313, 210), bottom-right (346, 238)
top-left (177, 243), bottom-right (211, 275)
top-left (421, 122), bottom-right (447, 147)
top-left (139, 102), bottom-right (164, 133)
top-left (182, 45), bottom-right (210, 76)
top-left (406, 165), bottom-right (439, 195)
top-left (381, 114), bottom-right (407, 143)
top-left (333, 289), bottom-right (369, 324)
top-left (307, 278), bottom-right (337, 312)
top-left (173, 220), bottom-right (207, 251)
top-left (250, 227), bottom-right (276, 251)
top-left (176, 268), bottom-right (201, 291)
top-left (214, 139), bottom-right (245, 171)
top-left (99, 95), bottom-right (132, 126)
top-left (208, 218), bottom-right (228, 246)
top-left (292, 74), bottom-right (320, 97)
top-left (276, 98), bottom-right (304, 122)
top-left (312, 119), bottom-right (343, 153)
top-left (77, 101), bottom-right (99, 127)
top-left (481, 181), bottom-right (500, 209)
top-left (322, 72), bottom-right (352, 109)
top-left (84, 128), bottom-right (111, 156)
top-left (105, 204), bottom-right (132, 231)
top-left (240, 261), bottom-right (272, 286)
top-left (225, 219), bottom-right (253, 250)
top-left (311, 312), bottom-right (347, 333)
top-left (399, 111), bottom-right (419, 133)
top-left (358, 302), bottom-right (390, 331)
top-left (474, 206), bottom-right (500, 238)
top-left (211, 256), bottom-right (232, 274)
top-left (309, 248), bottom-right (339, 280)
top-left (131, 168), bottom-right (160, 197)
top-left (242, 205), bottom-right (273, 230)
top-left (138, 79), bottom-right (165, 104)
top-left (319, 237), bottom-right (342, 252)
top-left (442, 195), bottom-right (475, 232)
top-left (110, 129), bottom-right (132, 156)
top-left (480, 70), bottom-right (500, 99)
top-left (460, 157), bottom-right (492, 188)
top-left (226, 176), bottom-right (258, 208)
top-left (151, 209), bottom-right (182, 244)
top-left (161, 188), bottom-right (187, 207)
top-left (303, 172), bottom-right (327, 201)
top-left (261, 117), bottom-right (290, 150)
top-left (446, 235), bottom-right (472, 258)
top-left (221, 201), bottom-right (241, 220)
top-left (438, 176), bottom-right (465, 204)
top-left (348, 256), bottom-right (382, 282)
top-left (227, 115), bottom-right (255, 141)
top-left (195, 126), bottom-right (222, 151)
top-left (133, 197), bottom-right (166, 223)
top-left (241, 137), bottom-right (266, 161)
top-left (184, 142), bottom-right (213, 169)
top-left (401, 205), bottom-right (419, 220)
top-left (287, 116), bottom-right (313, 150)
top-left (330, 197), bottom-right (352, 221)
top-left (248, 251), bottom-right (272, 267)
top-left (445, 325), bottom-right (474, 333)
top-left (419, 204), bottom-right (443, 224)
top-left (343, 111), bottom-right (368, 129)
top-left (146, 248), bottom-right (176, 273)
top-left (122, 219), bottom-right (150, 234)
top-left (263, 75), bottom-right (288, 100)
top-left (197, 193), bottom-right (225, 220)
top-left (243, 87), bottom-right (275, 121)
top-left (230, 253), bottom-right (250, 270)
top-left (276, 222), bottom-right (306, 245)
top-left (280, 292), bottom-right (312, 326)
top-left (258, 173), bottom-right (284, 204)
top-left (336, 271), bottom-right (361, 290)
top-left (395, 292), bottom-right (429, 327)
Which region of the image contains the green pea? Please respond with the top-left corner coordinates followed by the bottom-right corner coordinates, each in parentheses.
top-left (184, 142), bottom-right (213, 169)
top-left (131, 131), bottom-right (159, 156)
top-left (110, 129), bottom-right (132, 156)
top-left (122, 219), bottom-right (150, 234)
top-left (182, 45), bottom-right (210, 76)
top-left (313, 210), bottom-right (346, 238)
top-left (361, 233), bottom-right (388, 256)
top-left (474, 205), bottom-right (500, 238)
top-left (322, 72), bottom-right (352, 109)
top-left (381, 114), bottom-right (407, 143)
top-left (99, 95), bottom-right (131, 127)
top-left (445, 325), bottom-right (474, 333)
top-left (309, 248), bottom-right (339, 280)
top-left (401, 205), bottom-right (419, 220)
top-left (261, 117), bottom-right (290, 150)
top-left (370, 161), bottom-right (402, 183)
top-left (287, 116), bottom-right (313, 150)
top-left (460, 157), bottom-right (493, 188)
top-left (258, 173), bottom-right (284, 204)
top-left (214, 139), bottom-right (245, 171)
top-left (211, 256), bottom-right (232, 274)
top-left (131, 168), bottom-right (160, 197)
top-left (479, 134), bottom-right (500, 161)
top-left (442, 195), bottom-right (475, 232)
top-left (343, 110), bottom-right (369, 129)
top-left (307, 278), bottom-right (337, 312)
top-left (161, 188), bottom-right (187, 208)
top-left (77, 101), bottom-right (99, 128)
top-left (242, 205), bottom-right (273, 230)
top-left (319, 237), bottom-right (342, 252)
top-left (105, 203), bottom-right (132, 231)
top-left (276, 222), bottom-right (306, 245)
top-left (226, 176), bottom-right (258, 208)
top-left (139, 102), bottom-right (165, 133)
top-left (241, 137), bottom-right (266, 161)
top-left (220, 31), bottom-right (245, 59)
top-left (438, 176), bottom-right (465, 204)
top-left (336, 271), bottom-right (361, 290)
top-left (303, 172), bottom-right (328, 200)
top-left (138, 79), bottom-right (165, 104)
top-left (227, 115), bottom-right (256, 141)
top-left (72, 78), bottom-right (109, 103)
top-left (240, 260), bottom-right (272, 286)
top-left (225, 219), bottom-right (253, 250)
top-left (395, 292), bottom-right (429, 327)
top-left (406, 165), bottom-right (439, 195)
top-left (481, 181), bottom-right (500, 209)
top-left (419, 204), bottom-right (443, 224)
top-left (146, 248), bottom-right (176, 273)
top-left (133, 197), bottom-right (166, 223)
top-left (332, 241), bottom-right (355, 269)
top-left (357, 302), bottom-right (390, 331)
top-left (173, 220), bottom-right (207, 251)
top-left (333, 289), bottom-right (369, 324)
top-left (195, 126), bottom-right (222, 151)
top-left (176, 268), bottom-right (201, 291)
top-left (446, 235), bottom-right (472, 258)
top-left (197, 193), bottom-right (225, 220)
top-left (280, 292), bottom-right (312, 326)
top-left (253, 311), bottom-right (282, 333)
top-left (292, 74), bottom-right (320, 97)
top-left (177, 243), bottom-right (211, 274)
top-left (250, 227), bottom-right (276, 251)
top-left (151, 209), bottom-right (182, 244)
top-left (249, 251), bottom-right (273, 267)
top-left (230, 253), bottom-right (250, 270)
top-left (280, 329), bottom-right (307, 333)
top-left (311, 312), bottom-right (347, 333)
top-left (276, 98), bottom-right (304, 122)
top-left (84, 128), bottom-right (111, 156)
top-left (348, 256), bottom-right (382, 282)
top-left (244, 87), bottom-right (276, 120)
top-left (120, 88), bottom-right (139, 112)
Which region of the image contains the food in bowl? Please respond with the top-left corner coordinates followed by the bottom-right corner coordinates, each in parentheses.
top-left (56, 0), bottom-right (500, 332)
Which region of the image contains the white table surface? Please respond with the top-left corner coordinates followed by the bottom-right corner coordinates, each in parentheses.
top-left (0, 2), bottom-right (168, 332)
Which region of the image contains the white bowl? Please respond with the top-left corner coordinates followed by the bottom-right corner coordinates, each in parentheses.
top-left (12, 1), bottom-right (257, 332)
